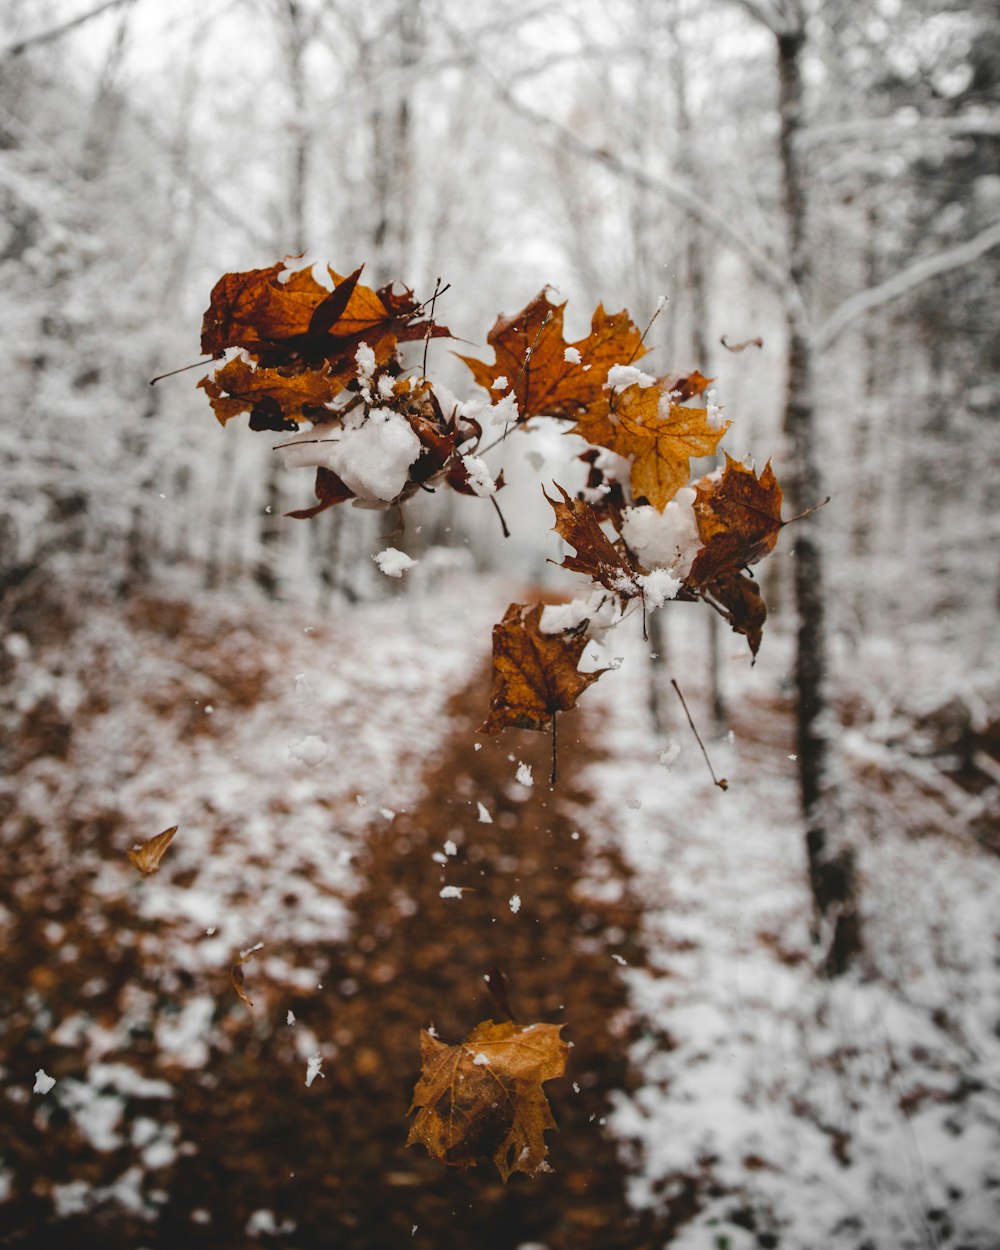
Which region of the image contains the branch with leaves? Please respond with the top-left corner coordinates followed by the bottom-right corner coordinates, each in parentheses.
top-left (195, 259), bottom-right (792, 784)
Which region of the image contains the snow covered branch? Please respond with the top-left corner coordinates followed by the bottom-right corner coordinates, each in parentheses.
top-left (478, 72), bottom-right (794, 305)
top-left (798, 112), bottom-right (1000, 150)
top-left (817, 218), bottom-right (1000, 351)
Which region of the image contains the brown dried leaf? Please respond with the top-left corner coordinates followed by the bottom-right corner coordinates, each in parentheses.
top-left (406, 1019), bottom-right (569, 1181)
top-left (126, 826), bottom-right (178, 877)
top-left (231, 944), bottom-right (262, 1008)
top-left (544, 483), bottom-right (638, 604)
top-left (458, 292), bottom-right (645, 422)
top-left (198, 357), bottom-right (344, 427)
top-left (702, 570), bottom-right (767, 658)
top-left (688, 455), bottom-right (783, 586)
top-left (286, 466), bottom-right (355, 519)
top-left (482, 602), bottom-right (606, 735)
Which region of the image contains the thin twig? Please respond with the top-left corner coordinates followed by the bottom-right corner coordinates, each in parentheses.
top-left (489, 495), bottom-right (510, 539)
top-left (671, 678), bottom-right (728, 791)
top-left (150, 359), bottom-right (214, 385)
top-left (421, 276), bottom-right (443, 379)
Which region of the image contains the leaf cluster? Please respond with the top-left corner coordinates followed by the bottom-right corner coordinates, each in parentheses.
top-left (197, 268), bottom-right (789, 764)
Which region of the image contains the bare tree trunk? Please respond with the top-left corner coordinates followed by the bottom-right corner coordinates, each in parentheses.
top-left (777, 23), bottom-right (861, 975)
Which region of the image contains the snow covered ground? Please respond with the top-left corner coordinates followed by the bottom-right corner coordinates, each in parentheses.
top-left (578, 613), bottom-right (1000, 1248)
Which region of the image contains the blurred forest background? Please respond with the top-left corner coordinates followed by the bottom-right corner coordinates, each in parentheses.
top-left (2, 0), bottom-right (999, 1247)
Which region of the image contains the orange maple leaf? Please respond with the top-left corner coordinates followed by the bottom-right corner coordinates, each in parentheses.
top-left (458, 291), bottom-right (645, 422)
top-left (407, 1019), bottom-right (569, 1181)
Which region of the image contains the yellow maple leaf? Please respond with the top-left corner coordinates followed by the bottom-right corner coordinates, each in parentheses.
top-left (613, 383), bottom-right (730, 510)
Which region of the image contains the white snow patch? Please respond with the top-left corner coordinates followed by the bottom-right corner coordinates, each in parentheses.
top-left (515, 762), bottom-right (533, 787)
top-left (439, 886), bottom-right (464, 899)
top-left (305, 1055), bottom-right (324, 1087)
top-left (509, 894), bottom-right (522, 914)
top-left (33, 1069), bottom-right (56, 1094)
top-left (288, 734), bottom-right (329, 767)
top-left (460, 454), bottom-right (497, 497)
top-left (564, 346), bottom-right (582, 363)
top-left (477, 802), bottom-right (493, 824)
top-left (373, 547), bottom-right (416, 578)
top-left (620, 489), bottom-right (700, 579)
top-left (606, 363), bottom-right (657, 392)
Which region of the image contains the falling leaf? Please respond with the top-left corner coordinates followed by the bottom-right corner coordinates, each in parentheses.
top-left (687, 455), bottom-right (783, 586)
top-left (721, 334), bottom-right (763, 353)
top-left (458, 292), bottom-right (645, 422)
top-left (406, 1019), bottom-right (569, 1181)
top-left (544, 483), bottom-right (639, 604)
top-left (231, 943), bottom-right (263, 1008)
top-left (482, 603), bottom-right (606, 735)
top-left (612, 383), bottom-right (730, 510)
top-left (127, 826), bottom-right (178, 877)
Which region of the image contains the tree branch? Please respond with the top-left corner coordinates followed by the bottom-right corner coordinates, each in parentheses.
top-left (4, 0), bottom-right (136, 58)
top-left (799, 112), bottom-right (1000, 149)
top-left (817, 218), bottom-right (1000, 351)
top-left (447, 44), bottom-right (795, 306)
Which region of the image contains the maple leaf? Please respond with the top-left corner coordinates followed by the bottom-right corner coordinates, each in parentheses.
top-left (612, 383), bottom-right (730, 510)
top-left (126, 826), bottom-right (178, 877)
top-left (458, 292), bottom-right (645, 422)
top-left (200, 263), bottom-right (361, 359)
top-left (544, 483), bottom-right (638, 604)
top-left (482, 602), bottom-right (606, 736)
top-left (407, 1019), bottom-right (569, 1181)
top-left (687, 454), bottom-right (783, 586)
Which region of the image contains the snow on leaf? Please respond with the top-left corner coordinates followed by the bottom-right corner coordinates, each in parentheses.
top-left (406, 1019), bottom-right (569, 1181)
top-left (305, 1054), bottom-right (324, 1087)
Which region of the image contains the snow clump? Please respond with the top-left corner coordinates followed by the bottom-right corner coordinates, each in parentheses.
top-left (439, 886), bottom-right (464, 900)
top-left (373, 547), bottom-right (417, 578)
top-left (279, 410), bottom-right (422, 503)
top-left (460, 455), bottom-right (497, 497)
top-left (620, 486), bottom-right (700, 579)
top-left (515, 762), bottom-right (533, 787)
top-left (509, 894), bottom-right (521, 914)
top-left (305, 1055), bottom-right (324, 1087)
top-left (477, 802), bottom-right (493, 824)
top-left (33, 1070), bottom-right (56, 1094)
top-left (564, 346), bottom-right (581, 364)
top-left (288, 734), bottom-right (329, 767)
top-left (606, 363), bottom-right (657, 392)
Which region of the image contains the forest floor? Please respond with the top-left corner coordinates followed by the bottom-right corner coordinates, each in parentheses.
top-left (2, 580), bottom-right (1000, 1249)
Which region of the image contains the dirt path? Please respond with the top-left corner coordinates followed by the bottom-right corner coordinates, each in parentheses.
top-left (2, 667), bottom-right (676, 1249)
